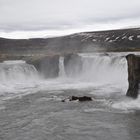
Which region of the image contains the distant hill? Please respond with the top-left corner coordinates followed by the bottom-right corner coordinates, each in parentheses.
top-left (0, 27), bottom-right (140, 55)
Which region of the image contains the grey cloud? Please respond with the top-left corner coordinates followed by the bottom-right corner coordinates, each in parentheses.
top-left (0, 0), bottom-right (140, 31)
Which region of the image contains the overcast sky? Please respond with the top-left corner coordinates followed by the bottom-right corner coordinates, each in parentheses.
top-left (0, 0), bottom-right (140, 38)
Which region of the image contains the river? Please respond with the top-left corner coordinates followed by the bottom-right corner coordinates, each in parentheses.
top-left (0, 52), bottom-right (140, 140)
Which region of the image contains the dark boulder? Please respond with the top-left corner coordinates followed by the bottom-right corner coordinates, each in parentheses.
top-left (62, 96), bottom-right (92, 102)
top-left (126, 54), bottom-right (140, 98)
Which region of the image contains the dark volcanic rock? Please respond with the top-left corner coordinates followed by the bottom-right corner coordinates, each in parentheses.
top-left (28, 55), bottom-right (59, 78)
top-left (64, 54), bottom-right (83, 77)
top-left (126, 54), bottom-right (140, 98)
top-left (62, 96), bottom-right (92, 102)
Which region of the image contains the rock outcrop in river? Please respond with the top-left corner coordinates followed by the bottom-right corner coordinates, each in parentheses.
top-left (28, 55), bottom-right (59, 78)
top-left (126, 54), bottom-right (140, 98)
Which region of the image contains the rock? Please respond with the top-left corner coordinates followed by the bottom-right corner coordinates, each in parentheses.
top-left (64, 53), bottom-right (83, 77)
top-left (28, 55), bottom-right (59, 78)
top-left (126, 54), bottom-right (140, 98)
top-left (62, 96), bottom-right (92, 102)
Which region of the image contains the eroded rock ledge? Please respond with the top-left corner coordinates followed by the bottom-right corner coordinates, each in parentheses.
top-left (28, 55), bottom-right (59, 78)
top-left (126, 54), bottom-right (140, 98)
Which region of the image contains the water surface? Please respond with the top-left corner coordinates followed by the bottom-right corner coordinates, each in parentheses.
top-left (0, 52), bottom-right (140, 140)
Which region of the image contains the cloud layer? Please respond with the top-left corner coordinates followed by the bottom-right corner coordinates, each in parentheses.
top-left (0, 0), bottom-right (140, 38)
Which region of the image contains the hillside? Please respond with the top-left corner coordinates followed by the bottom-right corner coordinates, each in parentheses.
top-left (0, 28), bottom-right (140, 56)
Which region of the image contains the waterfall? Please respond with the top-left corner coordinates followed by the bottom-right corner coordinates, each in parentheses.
top-left (59, 56), bottom-right (66, 77)
top-left (60, 53), bottom-right (128, 86)
top-left (0, 60), bottom-right (39, 83)
top-left (0, 53), bottom-right (128, 99)
top-left (79, 54), bottom-right (128, 85)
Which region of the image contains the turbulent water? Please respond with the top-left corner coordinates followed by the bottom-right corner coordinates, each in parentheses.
top-left (0, 52), bottom-right (140, 140)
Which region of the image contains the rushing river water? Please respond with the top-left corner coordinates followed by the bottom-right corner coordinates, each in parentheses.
top-left (0, 52), bottom-right (140, 140)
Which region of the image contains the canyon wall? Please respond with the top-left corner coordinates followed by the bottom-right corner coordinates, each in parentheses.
top-left (126, 54), bottom-right (140, 98)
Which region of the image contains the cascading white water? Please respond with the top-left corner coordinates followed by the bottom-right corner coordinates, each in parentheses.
top-left (59, 56), bottom-right (66, 77)
top-left (0, 60), bottom-right (39, 83)
top-left (0, 54), bottom-right (127, 85)
top-left (0, 54), bottom-right (128, 86)
top-left (0, 53), bottom-right (128, 100)
top-left (59, 53), bottom-right (128, 87)
top-left (79, 53), bottom-right (128, 86)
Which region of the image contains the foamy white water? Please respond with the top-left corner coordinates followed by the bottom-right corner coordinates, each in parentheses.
top-left (112, 95), bottom-right (140, 111)
top-left (0, 60), bottom-right (39, 83)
